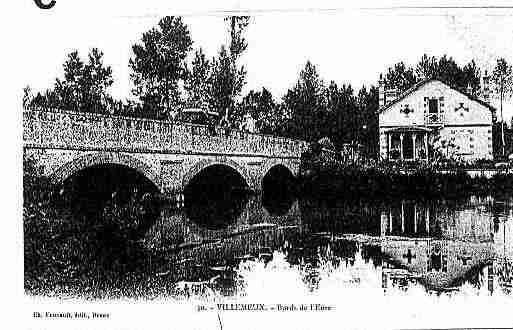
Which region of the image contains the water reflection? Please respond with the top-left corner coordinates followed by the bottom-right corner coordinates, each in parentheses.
top-left (31, 173), bottom-right (513, 299)
top-left (138, 189), bottom-right (383, 299)
top-left (381, 196), bottom-right (513, 294)
top-left (183, 192), bottom-right (249, 230)
top-left (157, 192), bottom-right (513, 297)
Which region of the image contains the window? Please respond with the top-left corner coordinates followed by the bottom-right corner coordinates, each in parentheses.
top-left (429, 99), bottom-right (439, 113)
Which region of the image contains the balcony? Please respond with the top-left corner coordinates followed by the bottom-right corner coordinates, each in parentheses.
top-left (425, 112), bottom-right (444, 126)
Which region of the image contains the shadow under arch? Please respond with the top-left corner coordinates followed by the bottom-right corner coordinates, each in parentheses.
top-left (183, 163), bottom-right (250, 230)
top-left (181, 158), bottom-right (252, 192)
top-left (261, 163), bottom-right (297, 216)
top-left (50, 152), bottom-right (161, 191)
top-left (53, 154), bottom-right (163, 237)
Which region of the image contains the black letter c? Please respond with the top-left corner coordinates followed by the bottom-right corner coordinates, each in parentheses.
top-left (34, 0), bottom-right (56, 9)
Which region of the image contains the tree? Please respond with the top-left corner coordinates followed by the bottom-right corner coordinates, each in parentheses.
top-left (55, 50), bottom-right (85, 111)
top-left (184, 48), bottom-right (212, 108)
top-left (415, 54), bottom-right (438, 80)
top-left (283, 61), bottom-right (326, 142)
top-left (436, 55), bottom-right (465, 89)
top-left (384, 62), bottom-right (417, 92)
top-left (130, 16), bottom-right (192, 119)
top-left (491, 58), bottom-right (513, 157)
top-left (30, 89), bottom-right (59, 109)
top-left (357, 85), bottom-right (379, 157)
top-left (23, 86), bottom-right (33, 109)
top-left (385, 54), bottom-right (481, 95)
top-left (325, 81), bottom-right (359, 148)
top-left (461, 60), bottom-right (481, 96)
top-left (82, 48), bottom-right (114, 113)
top-left (237, 87), bottom-right (279, 133)
top-left (28, 49), bottom-right (114, 113)
top-left (209, 46), bottom-right (239, 121)
top-left (209, 16), bottom-right (250, 123)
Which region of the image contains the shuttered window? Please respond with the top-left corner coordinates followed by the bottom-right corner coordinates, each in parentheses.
top-left (429, 99), bottom-right (439, 113)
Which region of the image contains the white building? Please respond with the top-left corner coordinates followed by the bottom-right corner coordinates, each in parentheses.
top-left (378, 75), bottom-right (496, 161)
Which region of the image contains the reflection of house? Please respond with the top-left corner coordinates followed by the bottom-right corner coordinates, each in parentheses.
top-left (380, 200), bottom-right (494, 242)
top-left (378, 76), bottom-right (495, 161)
top-left (381, 199), bottom-right (496, 290)
top-left (382, 238), bottom-right (495, 291)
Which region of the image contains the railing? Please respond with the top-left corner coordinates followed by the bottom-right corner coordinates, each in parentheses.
top-left (23, 109), bottom-right (308, 158)
top-left (425, 112), bottom-right (444, 126)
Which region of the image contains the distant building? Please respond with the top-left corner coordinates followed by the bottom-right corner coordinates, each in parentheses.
top-left (378, 74), bottom-right (496, 161)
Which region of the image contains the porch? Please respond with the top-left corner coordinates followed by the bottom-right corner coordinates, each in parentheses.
top-left (385, 127), bottom-right (432, 161)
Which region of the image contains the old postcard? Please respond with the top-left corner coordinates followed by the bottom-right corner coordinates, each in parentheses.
top-left (10, 0), bottom-right (513, 329)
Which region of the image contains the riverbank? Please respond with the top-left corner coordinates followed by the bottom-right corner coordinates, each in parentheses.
top-left (299, 161), bottom-right (513, 200)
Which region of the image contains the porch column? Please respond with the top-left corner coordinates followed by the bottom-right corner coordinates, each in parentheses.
top-left (399, 133), bottom-right (404, 161)
top-left (426, 208), bottom-right (430, 234)
top-left (412, 133), bottom-right (417, 160)
top-left (414, 204), bottom-right (418, 233)
top-left (401, 201), bottom-right (405, 233)
top-left (424, 133), bottom-right (429, 161)
top-left (387, 133), bottom-right (392, 160)
top-left (389, 210), bottom-right (393, 234)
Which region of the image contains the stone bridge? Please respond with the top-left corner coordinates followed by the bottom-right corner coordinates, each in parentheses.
top-left (23, 109), bottom-right (308, 194)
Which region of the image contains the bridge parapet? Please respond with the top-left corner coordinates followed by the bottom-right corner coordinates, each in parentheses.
top-left (23, 109), bottom-right (308, 158)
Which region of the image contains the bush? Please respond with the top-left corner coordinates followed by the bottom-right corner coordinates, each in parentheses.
top-left (299, 157), bottom-right (513, 200)
top-left (23, 156), bottom-right (169, 298)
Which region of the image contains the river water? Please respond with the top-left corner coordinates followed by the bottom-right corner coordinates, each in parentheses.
top-left (24, 190), bottom-right (513, 330)
top-left (135, 192), bottom-right (513, 299)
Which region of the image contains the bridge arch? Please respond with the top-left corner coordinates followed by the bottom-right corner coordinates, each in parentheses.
top-left (260, 160), bottom-right (298, 215)
top-left (260, 160), bottom-right (297, 191)
top-left (182, 158), bottom-right (252, 191)
top-left (260, 160), bottom-right (296, 182)
top-left (49, 152), bottom-right (161, 191)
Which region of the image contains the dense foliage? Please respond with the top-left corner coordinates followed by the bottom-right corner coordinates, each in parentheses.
top-left (300, 153), bottom-right (513, 200)
top-left (384, 54), bottom-right (482, 95)
top-left (129, 16), bottom-right (193, 119)
top-left (23, 157), bottom-right (170, 298)
top-left (24, 49), bottom-right (114, 114)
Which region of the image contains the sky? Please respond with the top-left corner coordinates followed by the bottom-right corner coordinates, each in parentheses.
top-left (15, 0), bottom-right (513, 120)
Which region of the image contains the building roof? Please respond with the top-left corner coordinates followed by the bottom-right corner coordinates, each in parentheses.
top-left (378, 78), bottom-right (496, 114)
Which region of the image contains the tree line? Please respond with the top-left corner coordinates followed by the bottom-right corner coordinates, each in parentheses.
top-left (23, 16), bottom-right (513, 158)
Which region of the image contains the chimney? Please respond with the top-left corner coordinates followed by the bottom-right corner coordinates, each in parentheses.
top-left (379, 74), bottom-right (385, 108)
top-left (384, 88), bottom-right (399, 104)
top-left (482, 70), bottom-right (491, 104)
top-left (466, 82), bottom-right (473, 96)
